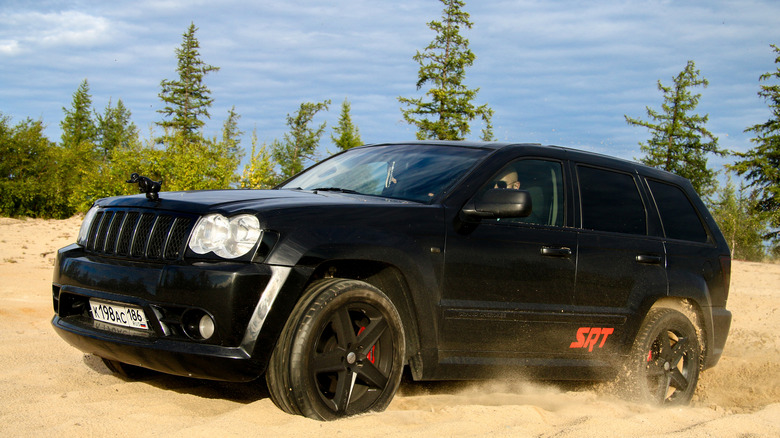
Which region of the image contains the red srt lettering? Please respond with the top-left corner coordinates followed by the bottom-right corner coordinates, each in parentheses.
top-left (569, 327), bottom-right (614, 352)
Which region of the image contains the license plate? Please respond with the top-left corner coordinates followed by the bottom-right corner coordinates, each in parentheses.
top-left (90, 299), bottom-right (149, 330)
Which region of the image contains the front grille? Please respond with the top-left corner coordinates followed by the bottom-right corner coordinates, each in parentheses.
top-left (84, 208), bottom-right (195, 261)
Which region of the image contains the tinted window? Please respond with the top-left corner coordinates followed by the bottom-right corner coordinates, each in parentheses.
top-left (648, 180), bottom-right (709, 243)
top-left (578, 166), bottom-right (646, 235)
top-left (483, 159), bottom-right (565, 226)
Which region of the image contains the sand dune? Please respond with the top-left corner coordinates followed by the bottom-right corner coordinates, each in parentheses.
top-left (1, 216), bottom-right (778, 437)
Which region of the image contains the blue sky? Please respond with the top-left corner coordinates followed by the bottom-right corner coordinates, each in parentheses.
top-left (2, 0), bottom-right (779, 172)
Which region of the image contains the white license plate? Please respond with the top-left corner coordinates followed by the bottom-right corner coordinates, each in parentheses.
top-left (90, 299), bottom-right (149, 330)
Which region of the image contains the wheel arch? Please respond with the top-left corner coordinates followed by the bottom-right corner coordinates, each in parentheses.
top-left (307, 259), bottom-right (425, 378)
top-left (647, 296), bottom-right (710, 369)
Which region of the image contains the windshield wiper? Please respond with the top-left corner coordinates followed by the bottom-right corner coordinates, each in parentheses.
top-left (311, 187), bottom-right (361, 195)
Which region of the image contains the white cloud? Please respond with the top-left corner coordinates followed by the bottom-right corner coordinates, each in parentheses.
top-left (0, 10), bottom-right (114, 55)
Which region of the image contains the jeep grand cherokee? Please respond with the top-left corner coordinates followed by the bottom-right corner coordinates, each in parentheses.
top-left (52, 141), bottom-right (732, 420)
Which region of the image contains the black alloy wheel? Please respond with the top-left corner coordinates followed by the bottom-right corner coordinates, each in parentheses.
top-left (266, 279), bottom-right (405, 420)
top-left (627, 307), bottom-right (701, 405)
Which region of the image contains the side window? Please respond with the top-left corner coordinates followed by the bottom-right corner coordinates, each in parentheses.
top-left (648, 180), bottom-right (709, 243)
top-left (484, 159), bottom-right (565, 227)
top-left (578, 166), bottom-right (647, 235)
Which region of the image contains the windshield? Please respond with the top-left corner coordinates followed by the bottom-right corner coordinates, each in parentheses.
top-left (279, 144), bottom-right (490, 203)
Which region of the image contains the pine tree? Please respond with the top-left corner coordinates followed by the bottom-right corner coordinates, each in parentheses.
top-left (273, 100), bottom-right (331, 179)
top-left (398, 0), bottom-right (492, 140)
top-left (157, 23), bottom-right (219, 143)
top-left (221, 106), bottom-right (243, 157)
top-left (59, 80), bottom-right (101, 213)
top-left (480, 108), bottom-right (496, 141)
top-left (331, 98), bottom-right (362, 151)
top-left (732, 44), bottom-right (780, 250)
top-left (96, 98), bottom-right (138, 158)
top-left (710, 177), bottom-right (768, 261)
top-left (60, 79), bottom-right (97, 149)
top-left (625, 61), bottom-right (724, 196)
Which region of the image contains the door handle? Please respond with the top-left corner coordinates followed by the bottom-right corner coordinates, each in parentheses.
top-left (541, 246), bottom-right (572, 257)
top-left (635, 254), bottom-right (663, 264)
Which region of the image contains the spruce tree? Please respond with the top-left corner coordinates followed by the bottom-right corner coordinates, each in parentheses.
top-left (273, 100), bottom-right (331, 179)
top-left (732, 44), bottom-right (780, 250)
top-left (625, 61), bottom-right (723, 196)
top-left (398, 0), bottom-right (492, 140)
top-left (96, 98), bottom-right (138, 158)
top-left (60, 79), bottom-right (97, 149)
top-left (710, 177), bottom-right (768, 261)
top-left (157, 23), bottom-right (219, 143)
top-left (331, 98), bottom-right (362, 151)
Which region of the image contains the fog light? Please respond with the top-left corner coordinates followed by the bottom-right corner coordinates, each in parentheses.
top-left (182, 309), bottom-right (216, 341)
top-left (199, 314), bottom-right (215, 340)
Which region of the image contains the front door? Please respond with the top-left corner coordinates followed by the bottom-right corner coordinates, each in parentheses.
top-left (440, 159), bottom-right (578, 362)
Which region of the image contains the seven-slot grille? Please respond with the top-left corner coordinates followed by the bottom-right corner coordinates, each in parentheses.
top-left (84, 209), bottom-right (195, 261)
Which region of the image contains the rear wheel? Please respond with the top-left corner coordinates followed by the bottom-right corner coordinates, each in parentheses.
top-left (626, 308), bottom-right (701, 404)
top-left (266, 279), bottom-right (405, 420)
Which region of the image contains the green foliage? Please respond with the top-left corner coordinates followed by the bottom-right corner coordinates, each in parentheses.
top-left (157, 22), bottom-right (220, 143)
top-left (732, 44), bottom-right (780, 250)
top-left (58, 80), bottom-right (102, 214)
top-left (710, 177), bottom-right (768, 261)
top-left (398, 0), bottom-right (492, 140)
top-left (273, 100), bottom-right (331, 180)
top-left (625, 60), bottom-right (724, 197)
top-left (480, 108), bottom-right (496, 141)
top-left (159, 129), bottom-right (242, 191)
top-left (241, 129), bottom-right (279, 189)
top-left (0, 114), bottom-right (70, 218)
top-left (96, 98), bottom-right (138, 158)
top-left (60, 79), bottom-right (97, 149)
top-left (331, 98), bottom-right (362, 151)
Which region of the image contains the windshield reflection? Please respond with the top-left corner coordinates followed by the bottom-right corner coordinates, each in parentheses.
top-left (280, 144), bottom-right (489, 203)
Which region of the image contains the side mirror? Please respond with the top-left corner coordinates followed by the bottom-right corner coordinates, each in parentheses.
top-left (461, 188), bottom-right (533, 219)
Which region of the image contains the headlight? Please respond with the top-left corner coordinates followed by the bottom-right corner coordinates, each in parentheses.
top-left (77, 205), bottom-right (100, 246)
top-left (189, 214), bottom-right (262, 259)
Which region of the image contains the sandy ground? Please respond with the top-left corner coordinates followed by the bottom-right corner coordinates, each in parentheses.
top-left (1, 216), bottom-right (778, 437)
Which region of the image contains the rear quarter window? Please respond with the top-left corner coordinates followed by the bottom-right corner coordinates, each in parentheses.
top-left (647, 180), bottom-right (709, 243)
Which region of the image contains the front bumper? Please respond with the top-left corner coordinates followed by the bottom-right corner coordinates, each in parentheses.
top-left (51, 244), bottom-right (291, 381)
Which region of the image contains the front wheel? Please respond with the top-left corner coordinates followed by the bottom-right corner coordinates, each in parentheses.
top-left (266, 279), bottom-right (405, 420)
top-left (625, 308), bottom-right (702, 405)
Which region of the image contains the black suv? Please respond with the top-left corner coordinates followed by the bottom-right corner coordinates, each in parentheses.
top-left (52, 141), bottom-right (732, 420)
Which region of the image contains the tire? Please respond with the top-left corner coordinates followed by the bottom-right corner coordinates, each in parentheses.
top-left (266, 279), bottom-right (406, 420)
top-left (625, 308), bottom-right (701, 405)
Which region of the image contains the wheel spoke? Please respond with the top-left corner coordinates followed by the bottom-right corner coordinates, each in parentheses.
top-left (312, 349), bottom-right (345, 374)
top-left (656, 374), bottom-right (672, 401)
top-left (645, 362), bottom-right (666, 377)
top-left (668, 336), bottom-right (689, 368)
top-left (329, 369), bottom-right (357, 413)
top-left (356, 360), bottom-right (389, 389)
top-left (331, 306), bottom-right (357, 348)
top-left (658, 331), bottom-right (672, 358)
top-left (669, 368), bottom-right (689, 392)
top-left (356, 317), bottom-right (388, 354)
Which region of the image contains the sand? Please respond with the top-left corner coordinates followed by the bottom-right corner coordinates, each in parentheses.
top-left (0, 216), bottom-right (778, 437)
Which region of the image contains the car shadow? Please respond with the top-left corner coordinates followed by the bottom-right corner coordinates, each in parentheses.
top-left (82, 353), bottom-right (269, 404)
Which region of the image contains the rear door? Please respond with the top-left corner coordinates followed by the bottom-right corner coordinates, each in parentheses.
top-left (571, 165), bottom-right (668, 358)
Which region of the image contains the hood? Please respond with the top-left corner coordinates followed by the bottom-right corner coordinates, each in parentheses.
top-left (95, 189), bottom-right (416, 215)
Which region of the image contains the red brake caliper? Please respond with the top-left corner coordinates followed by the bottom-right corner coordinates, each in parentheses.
top-left (357, 326), bottom-right (376, 364)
